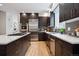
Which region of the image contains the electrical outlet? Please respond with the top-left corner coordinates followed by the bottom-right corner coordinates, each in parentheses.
top-left (68, 27), bottom-right (71, 31)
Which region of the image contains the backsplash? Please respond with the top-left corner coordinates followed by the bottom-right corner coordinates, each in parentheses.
top-left (65, 17), bottom-right (79, 35)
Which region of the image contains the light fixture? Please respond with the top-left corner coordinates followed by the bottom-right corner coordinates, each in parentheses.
top-left (47, 8), bottom-right (51, 12)
top-left (49, 9), bottom-right (51, 12)
top-left (23, 13), bottom-right (26, 16)
top-left (22, 13), bottom-right (27, 16)
top-left (32, 13), bottom-right (35, 16)
top-left (0, 4), bottom-right (3, 6)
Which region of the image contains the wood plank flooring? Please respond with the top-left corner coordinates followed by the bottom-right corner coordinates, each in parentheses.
top-left (25, 41), bottom-right (50, 56)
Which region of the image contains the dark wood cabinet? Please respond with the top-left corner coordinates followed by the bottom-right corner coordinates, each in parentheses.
top-left (59, 3), bottom-right (79, 22)
top-left (55, 39), bottom-right (73, 56)
top-left (49, 35), bottom-right (55, 56)
top-left (0, 45), bottom-right (6, 56)
top-left (0, 34), bottom-right (31, 56)
top-left (38, 32), bottom-right (48, 41)
top-left (45, 33), bottom-right (79, 56)
top-left (59, 3), bottom-right (73, 22)
top-left (38, 17), bottom-right (50, 29)
top-left (38, 32), bottom-right (45, 41)
top-left (74, 3), bottom-right (79, 18)
top-left (7, 39), bottom-right (22, 56)
top-left (64, 4), bottom-right (73, 20)
top-left (59, 4), bottom-right (65, 22)
top-left (55, 39), bottom-right (62, 56)
top-left (7, 34), bottom-right (30, 56)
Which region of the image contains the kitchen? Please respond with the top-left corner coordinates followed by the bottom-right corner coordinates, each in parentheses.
top-left (0, 3), bottom-right (79, 56)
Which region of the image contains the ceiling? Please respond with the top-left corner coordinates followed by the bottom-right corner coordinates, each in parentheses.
top-left (0, 3), bottom-right (51, 13)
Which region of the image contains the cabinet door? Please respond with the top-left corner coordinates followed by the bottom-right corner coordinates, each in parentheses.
top-left (55, 39), bottom-right (62, 56)
top-left (59, 4), bottom-right (65, 22)
top-left (62, 41), bottom-right (73, 56)
top-left (7, 35), bottom-right (30, 56)
top-left (50, 38), bottom-right (55, 56)
top-left (47, 35), bottom-right (51, 47)
top-left (7, 39), bottom-right (22, 56)
top-left (74, 3), bottom-right (79, 18)
top-left (62, 47), bottom-right (73, 56)
top-left (64, 3), bottom-right (74, 20)
top-left (59, 3), bottom-right (74, 22)
top-left (38, 17), bottom-right (50, 28)
top-left (22, 35), bottom-right (30, 55)
top-left (38, 32), bottom-right (45, 41)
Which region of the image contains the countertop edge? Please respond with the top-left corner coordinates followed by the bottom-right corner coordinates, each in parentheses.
top-left (0, 32), bottom-right (31, 45)
top-left (45, 32), bottom-right (79, 44)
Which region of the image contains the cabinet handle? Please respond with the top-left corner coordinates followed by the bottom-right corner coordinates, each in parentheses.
top-left (71, 9), bottom-right (73, 18)
top-left (74, 8), bottom-right (76, 17)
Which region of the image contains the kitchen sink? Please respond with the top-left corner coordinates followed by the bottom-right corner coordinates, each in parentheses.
top-left (7, 33), bottom-right (25, 36)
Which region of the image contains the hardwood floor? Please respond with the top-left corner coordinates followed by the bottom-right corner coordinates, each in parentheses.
top-left (25, 41), bottom-right (50, 56)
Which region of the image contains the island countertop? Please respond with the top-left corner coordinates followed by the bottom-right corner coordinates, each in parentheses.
top-left (45, 32), bottom-right (79, 44)
top-left (0, 32), bottom-right (30, 45)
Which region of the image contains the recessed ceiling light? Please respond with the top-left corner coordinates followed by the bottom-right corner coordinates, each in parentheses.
top-left (0, 4), bottom-right (3, 6)
top-left (32, 13), bottom-right (35, 16)
top-left (22, 13), bottom-right (27, 16)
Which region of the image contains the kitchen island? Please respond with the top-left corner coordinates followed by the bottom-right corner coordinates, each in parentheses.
top-left (0, 32), bottom-right (31, 56)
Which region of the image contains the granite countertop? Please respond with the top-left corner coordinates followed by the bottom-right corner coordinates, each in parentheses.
top-left (0, 32), bottom-right (30, 45)
top-left (46, 32), bottom-right (79, 44)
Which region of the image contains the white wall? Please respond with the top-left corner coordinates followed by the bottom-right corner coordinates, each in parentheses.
top-left (59, 22), bottom-right (66, 29)
top-left (0, 11), bottom-right (6, 35)
top-left (54, 5), bottom-right (59, 29)
top-left (6, 12), bottom-right (20, 34)
top-left (51, 3), bottom-right (59, 11)
top-left (39, 12), bottom-right (50, 17)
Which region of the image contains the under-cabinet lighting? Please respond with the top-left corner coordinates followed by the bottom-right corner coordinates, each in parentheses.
top-left (0, 4), bottom-right (3, 6)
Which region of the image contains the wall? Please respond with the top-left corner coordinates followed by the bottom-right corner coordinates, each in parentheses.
top-left (59, 17), bottom-right (79, 34)
top-left (65, 17), bottom-right (79, 34)
top-left (0, 11), bottom-right (6, 35)
top-left (51, 3), bottom-right (59, 11)
top-left (59, 22), bottom-right (66, 29)
top-left (39, 12), bottom-right (50, 17)
top-left (53, 5), bottom-right (59, 29)
top-left (6, 12), bottom-right (20, 34)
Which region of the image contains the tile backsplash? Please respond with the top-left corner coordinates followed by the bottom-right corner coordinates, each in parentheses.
top-left (65, 18), bottom-right (79, 35)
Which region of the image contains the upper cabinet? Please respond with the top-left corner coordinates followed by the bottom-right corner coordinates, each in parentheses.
top-left (59, 3), bottom-right (79, 22)
top-left (74, 3), bottom-right (79, 17)
top-left (20, 13), bottom-right (38, 23)
top-left (38, 17), bottom-right (50, 28)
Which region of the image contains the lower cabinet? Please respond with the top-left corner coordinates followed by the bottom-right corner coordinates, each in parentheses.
top-left (49, 36), bottom-right (55, 56)
top-left (55, 39), bottom-right (62, 56)
top-left (55, 39), bottom-right (73, 56)
top-left (7, 34), bottom-right (31, 56)
top-left (46, 33), bottom-right (79, 56)
top-left (38, 32), bottom-right (47, 41)
top-left (7, 39), bottom-right (22, 56)
top-left (62, 41), bottom-right (73, 56)
top-left (45, 34), bottom-right (55, 56)
top-left (0, 34), bottom-right (31, 56)
top-left (0, 45), bottom-right (6, 56)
